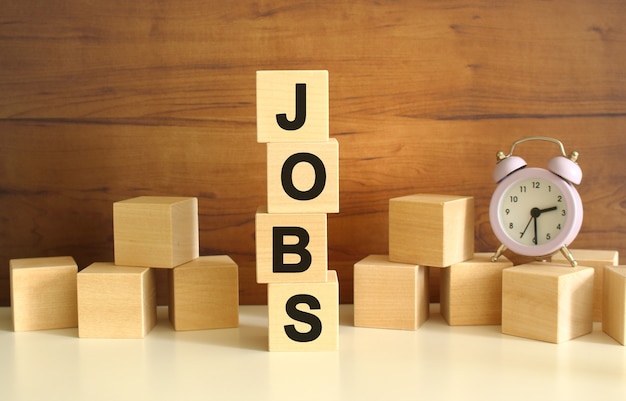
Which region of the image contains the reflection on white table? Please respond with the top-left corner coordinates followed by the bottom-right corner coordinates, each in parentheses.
top-left (0, 304), bottom-right (624, 401)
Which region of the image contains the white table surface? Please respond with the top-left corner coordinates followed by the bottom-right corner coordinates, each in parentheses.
top-left (1, 304), bottom-right (625, 401)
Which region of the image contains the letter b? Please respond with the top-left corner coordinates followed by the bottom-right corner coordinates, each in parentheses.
top-left (273, 226), bottom-right (312, 273)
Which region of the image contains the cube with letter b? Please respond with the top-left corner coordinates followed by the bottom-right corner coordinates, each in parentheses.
top-left (255, 206), bottom-right (327, 284)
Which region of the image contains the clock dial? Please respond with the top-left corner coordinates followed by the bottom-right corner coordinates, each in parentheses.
top-left (499, 176), bottom-right (567, 247)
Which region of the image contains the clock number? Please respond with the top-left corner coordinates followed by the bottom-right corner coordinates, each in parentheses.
top-left (546, 233), bottom-right (551, 240)
top-left (520, 185), bottom-right (527, 193)
top-left (548, 185), bottom-right (552, 192)
top-left (505, 208), bottom-right (510, 215)
top-left (509, 222), bottom-right (514, 229)
top-left (532, 181), bottom-right (540, 189)
top-left (557, 195), bottom-right (562, 202)
top-left (557, 224), bottom-right (561, 230)
top-left (561, 209), bottom-right (567, 216)
top-left (509, 195), bottom-right (518, 203)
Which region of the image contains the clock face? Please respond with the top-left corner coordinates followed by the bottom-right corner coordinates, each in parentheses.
top-left (498, 176), bottom-right (567, 247)
top-left (489, 167), bottom-right (583, 258)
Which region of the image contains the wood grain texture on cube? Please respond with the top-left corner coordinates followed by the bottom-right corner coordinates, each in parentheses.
top-left (114, 196), bottom-right (199, 268)
top-left (389, 194), bottom-right (473, 267)
top-left (77, 262), bottom-right (156, 338)
top-left (256, 206), bottom-right (328, 283)
top-left (602, 266), bottom-right (626, 345)
top-left (169, 255), bottom-right (239, 331)
top-left (552, 249), bottom-right (619, 322)
top-left (354, 255), bottom-right (429, 330)
top-left (266, 139), bottom-right (339, 214)
top-left (502, 262), bottom-right (593, 343)
top-left (440, 253), bottom-right (513, 326)
top-left (257, 70), bottom-right (328, 143)
top-left (10, 256), bottom-right (78, 331)
top-left (268, 270), bottom-right (338, 351)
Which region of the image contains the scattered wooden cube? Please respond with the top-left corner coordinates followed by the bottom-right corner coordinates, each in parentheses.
top-left (255, 206), bottom-right (328, 284)
top-left (77, 262), bottom-right (156, 338)
top-left (268, 270), bottom-right (338, 351)
top-left (169, 255), bottom-right (239, 331)
top-left (113, 196), bottom-right (199, 268)
top-left (9, 256), bottom-right (78, 332)
top-left (502, 262), bottom-right (594, 343)
top-left (256, 70), bottom-right (329, 143)
top-left (440, 253), bottom-right (513, 326)
top-left (389, 194), bottom-right (474, 267)
top-left (602, 266), bottom-right (626, 345)
top-left (266, 138), bottom-right (339, 214)
top-left (353, 255), bottom-right (429, 330)
top-left (552, 249), bottom-right (619, 321)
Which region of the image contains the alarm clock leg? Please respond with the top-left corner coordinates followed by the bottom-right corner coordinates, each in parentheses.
top-left (559, 246), bottom-right (578, 267)
top-left (491, 244), bottom-right (507, 262)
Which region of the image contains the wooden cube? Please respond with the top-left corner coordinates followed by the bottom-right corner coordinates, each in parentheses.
top-left (440, 253), bottom-right (513, 326)
top-left (114, 196), bottom-right (199, 268)
top-left (77, 262), bottom-right (156, 338)
top-left (552, 249), bottom-right (619, 321)
top-left (602, 266), bottom-right (626, 345)
top-left (267, 139), bottom-right (339, 214)
top-left (389, 194), bottom-right (474, 267)
top-left (353, 255), bottom-right (429, 330)
top-left (256, 70), bottom-right (329, 143)
top-left (256, 206), bottom-right (327, 284)
top-left (9, 256), bottom-right (78, 332)
top-left (502, 262), bottom-right (594, 343)
top-left (268, 270), bottom-right (339, 351)
top-left (169, 255), bottom-right (239, 331)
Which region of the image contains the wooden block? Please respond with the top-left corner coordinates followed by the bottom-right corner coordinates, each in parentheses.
top-left (77, 262), bottom-right (156, 338)
top-left (113, 196), bottom-right (199, 268)
top-left (268, 270), bottom-right (339, 351)
top-left (602, 266), bottom-right (626, 345)
top-left (502, 262), bottom-right (594, 343)
top-left (353, 255), bottom-right (429, 330)
top-left (389, 194), bottom-right (474, 267)
top-left (440, 253), bottom-right (513, 326)
top-left (266, 138), bottom-right (339, 214)
top-left (552, 249), bottom-right (619, 321)
top-left (255, 206), bottom-right (327, 284)
top-left (9, 256), bottom-right (78, 331)
top-left (256, 70), bottom-right (329, 143)
top-left (169, 255), bottom-right (239, 331)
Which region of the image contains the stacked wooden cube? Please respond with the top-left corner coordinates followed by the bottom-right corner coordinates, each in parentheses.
top-left (501, 249), bottom-right (621, 344)
top-left (354, 194), bottom-right (485, 330)
top-left (255, 70), bottom-right (339, 351)
top-left (9, 196), bottom-right (239, 337)
top-left (353, 194), bottom-right (607, 344)
top-left (97, 196), bottom-right (239, 337)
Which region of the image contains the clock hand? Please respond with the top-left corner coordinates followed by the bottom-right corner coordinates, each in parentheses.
top-left (533, 215), bottom-right (538, 245)
top-left (537, 206), bottom-right (557, 215)
top-left (519, 215), bottom-right (534, 239)
top-left (529, 206), bottom-right (556, 245)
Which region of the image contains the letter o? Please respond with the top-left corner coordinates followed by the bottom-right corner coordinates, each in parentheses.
top-left (281, 153), bottom-right (326, 201)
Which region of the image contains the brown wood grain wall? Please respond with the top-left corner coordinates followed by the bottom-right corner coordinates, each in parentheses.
top-left (1, 0), bottom-right (625, 305)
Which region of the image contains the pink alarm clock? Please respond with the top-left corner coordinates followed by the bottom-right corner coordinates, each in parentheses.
top-left (489, 137), bottom-right (583, 266)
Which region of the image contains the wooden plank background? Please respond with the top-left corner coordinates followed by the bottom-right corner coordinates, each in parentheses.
top-left (1, 0), bottom-right (625, 305)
